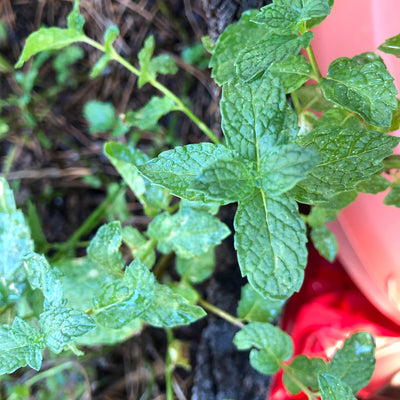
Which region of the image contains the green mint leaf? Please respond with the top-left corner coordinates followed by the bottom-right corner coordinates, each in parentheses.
top-left (141, 283), bottom-right (206, 327)
top-left (138, 35), bottom-right (155, 88)
top-left (93, 259), bottom-right (156, 329)
top-left (310, 225), bottom-right (338, 262)
top-left (283, 355), bottom-right (327, 394)
top-left (314, 108), bottom-right (365, 131)
top-left (319, 374), bottom-right (357, 400)
top-left (209, 10), bottom-right (265, 85)
top-left (327, 332), bottom-right (375, 394)
top-left (259, 143), bottom-right (319, 197)
top-left (384, 182), bottom-right (400, 207)
top-left (66, 0), bottom-right (85, 33)
top-left (254, 0), bottom-right (332, 33)
top-left (15, 27), bottom-right (85, 68)
top-left (176, 249), bottom-right (215, 283)
top-left (235, 32), bottom-right (313, 82)
top-left (87, 221), bottom-right (124, 272)
top-left (233, 322), bottom-right (293, 374)
top-left (319, 55), bottom-right (398, 127)
top-left (148, 208), bottom-right (230, 258)
top-left (0, 318), bottom-right (44, 374)
top-left (125, 96), bottom-right (178, 130)
top-left (149, 54), bottom-right (178, 77)
top-left (23, 252), bottom-right (64, 308)
top-left (234, 190), bottom-right (307, 300)
top-left (356, 174), bottom-right (391, 194)
top-left (137, 143), bottom-right (235, 202)
top-left (292, 127), bottom-right (400, 203)
top-left (39, 307), bottom-right (95, 353)
top-left (269, 55), bottom-right (313, 93)
top-left (192, 158), bottom-right (254, 203)
top-left (0, 177), bottom-right (16, 213)
top-left (83, 100), bottom-right (116, 133)
top-left (237, 283), bottom-right (284, 323)
top-left (27, 201), bottom-right (48, 253)
top-left (122, 226), bottom-right (156, 268)
top-left (90, 53), bottom-right (111, 78)
top-left (221, 75), bottom-right (298, 164)
top-left (104, 25), bottom-right (119, 53)
top-left (179, 198), bottom-right (220, 216)
top-left (295, 84), bottom-right (332, 112)
top-left (379, 33), bottom-right (400, 57)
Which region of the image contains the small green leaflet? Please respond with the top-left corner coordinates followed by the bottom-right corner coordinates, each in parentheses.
top-left (147, 208), bottom-right (230, 258)
top-left (0, 177), bottom-right (17, 213)
top-left (327, 332), bottom-right (375, 394)
top-left (39, 307), bottom-right (95, 353)
top-left (356, 174), bottom-right (391, 194)
top-left (176, 249), bottom-right (215, 283)
top-left (87, 221), bottom-right (125, 272)
top-left (221, 75), bottom-right (298, 164)
top-left (83, 100), bottom-right (117, 133)
top-left (318, 374), bottom-right (357, 400)
top-left (137, 143), bottom-right (236, 202)
top-left (103, 25), bottom-right (119, 54)
top-left (122, 226), bottom-right (156, 268)
top-left (237, 283), bottom-right (284, 323)
top-left (292, 127), bottom-right (400, 203)
top-left (310, 225), bottom-right (338, 262)
top-left (379, 33), bottom-right (400, 57)
top-left (319, 55), bottom-right (398, 127)
top-left (0, 318), bottom-right (44, 375)
top-left (66, 0), bottom-right (85, 33)
top-left (234, 190), bottom-right (307, 300)
top-left (283, 355), bottom-right (327, 394)
top-left (93, 259), bottom-right (156, 329)
top-left (235, 32), bottom-right (313, 82)
top-left (141, 283), bottom-right (206, 327)
top-left (384, 182), bottom-right (400, 208)
top-left (233, 322), bottom-right (293, 374)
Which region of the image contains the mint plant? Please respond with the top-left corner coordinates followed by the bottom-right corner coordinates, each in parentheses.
top-left (5, 0), bottom-right (400, 397)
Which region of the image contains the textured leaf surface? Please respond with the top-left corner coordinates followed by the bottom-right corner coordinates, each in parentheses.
top-left (292, 127), bottom-right (400, 203)
top-left (259, 143), bottom-right (318, 197)
top-left (142, 284), bottom-right (206, 327)
top-left (221, 75), bottom-right (298, 164)
top-left (40, 307), bottom-right (95, 353)
top-left (93, 259), bottom-right (156, 329)
top-left (356, 174), bottom-right (391, 194)
top-left (138, 143), bottom-right (235, 202)
top-left (176, 249), bottom-right (215, 283)
top-left (148, 208), bottom-right (230, 258)
top-left (237, 283), bottom-right (284, 323)
top-left (310, 225), bottom-right (338, 262)
top-left (283, 355), bottom-right (327, 394)
top-left (384, 182), bottom-right (400, 208)
top-left (319, 374), bottom-right (357, 400)
top-left (233, 322), bottom-right (293, 374)
top-left (234, 190), bottom-right (307, 300)
top-left (122, 226), bottom-right (156, 268)
top-left (327, 332), bottom-right (375, 394)
top-left (235, 32), bottom-right (313, 81)
top-left (0, 318), bottom-right (43, 375)
top-left (269, 55), bottom-right (313, 93)
top-left (319, 56), bottom-right (398, 127)
top-left (87, 221), bottom-right (124, 272)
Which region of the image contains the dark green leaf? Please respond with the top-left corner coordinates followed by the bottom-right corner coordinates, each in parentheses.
top-left (295, 84), bottom-right (332, 112)
top-left (83, 100), bottom-right (116, 133)
top-left (283, 355), bottom-right (327, 394)
top-left (356, 174), bottom-right (391, 194)
top-left (234, 190), bottom-right (307, 300)
top-left (314, 108), bottom-right (365, 131)
top-left (378, 33), bottom-right (400, 57)
top-left (384, 182), bottom-right (400, 207)
top-left (319, 374), bottom-right (357, 400)
top-left (310, 225), bottom-right (338, 262)
top-left (327, 332), bottom-right (375, 394)
top-left (233, 322), bottom-right (293, 374)
top-left (237, 283), bottom-right (284, 323)
top-left (319, 56), bottom-right (398, 127)
top-left (176, 249), bottom-right (215, 283)
top-left (27, 201), bottom-right (48, 253)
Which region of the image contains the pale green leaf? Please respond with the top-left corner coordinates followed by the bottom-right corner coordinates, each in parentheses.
top-left (16, 27), bottom-right (85, 68)
top-left (283, 355), bottom-right (327, 394)
top-left (83, 100), bottom-right (116, 133)
top-left (0, 318), bottom-right (44, 375)
top-left (138, 35), bottom-right (155, 88)
top-left (356, 174), bottom-right (391, 194)
top-left (234, 190), bottom-right (307, 300)
top-left (0, 177), bottom-right (16, 213)
top-left (269, 55), bottom-right (313, 93)
top-left (192, 158), bottom-right (254, 203)
top-left (67, 0), bottom-right (85, 33)
top-left (176, 249), bottom-right (215, 283)
top-left (122, 226), bottom-right (156, 268)
top-left (93, 259), bottom-right (156, 329)
top-left (142, 283), bottom-right (206, 327)
top-left (235, 32), bottom-right (313, 81)
top-left (137, 143), bottom-right (236, 202)
top-left (39, 307), bottom-right (95, 353)
top-left (104, 25), bottom-right (119, 53)
top-left (221, 75), bottom-right (298, 164)
top-left (292, 127), bottom-right (400, 203)
top-left (319, 55), bottom-right (398, 127)
top-left (384, 182), bottom-right (400, 207)
top-left (90, 53), bottom-right (111, 78)
top-left (327, 332), bottom-right (375, 394)
top-left (258, 143), bottom-right (319, 197)
top-left (149, 54), bottom-right (178, 77)
top-left (319, 374), bottom-right (357, 400)
top-left (310, 225), bottom-right (338, 262)
top-left (148, 208), bottom-right (230, 258)
top-left (233, 322), bottom-right (293, 374)
top-left (237, 283), bottom-right (284, 323)
top-left (87, 221), bottom-right (125, 272)
top-left (378, 33), bottom-right (400, 57)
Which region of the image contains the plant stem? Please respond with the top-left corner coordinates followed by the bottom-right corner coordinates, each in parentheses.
top-left (306, 44), bottom-right (322, 82)
top-left (82, 37), bottom-right (220, 145)
top-left (291, 91), bottom-right (302, 114)
top-left (198, 296), bottom-right (244, 328)
top-left (165, 328), bottom-right (175, 400)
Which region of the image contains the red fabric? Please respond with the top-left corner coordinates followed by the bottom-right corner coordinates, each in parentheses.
top-left (269, 247), bottom-right (400, 399)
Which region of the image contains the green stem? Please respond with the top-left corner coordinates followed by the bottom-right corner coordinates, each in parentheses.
top-left (306, 44), bottom-right (322, 82)
top-left (165, 328), bottom-right (175, 400)
top-left (291, 91), bottom-right (302, 114)
top-left (198, 296), bottom-right (244, 328)
top-left (82, 37), bottom-right (220, 145)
